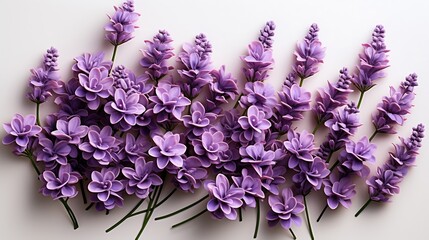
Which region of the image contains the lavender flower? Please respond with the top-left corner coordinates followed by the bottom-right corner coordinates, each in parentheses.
top-left (79, 126), bottom-right (119, 166)
top-left (239, 143), bottom-right (275, 177)
top-left (266, 188), bottom-right (304, 229)
top-left (232, 169), bottom-right (264, 207)
top-left (172, 156), bottom-right (207, 192)
top-left (51, 117), bottom-right (88, 145)
top-left (205, 174), bottom-right (244, 220)
top-left (122, 157), bottom-right (162, 199)
top-left (313, 68), bottom-right (353, 126)
top-left (72, 52), bottom-right (112, 75)
top-left (149, 83), bottom-right (191, 122)
top-left (352, 25), bottom-right (389, 96)
top-left (104, 89), bottom-right (145, 130)
top-left (75, 67), bottom-right (113, 110)
top-left (372, 73), bottom-right (417, 135)
top-left (207, 66), bottom-right (238, 113)
top-left (140, 30), bottom-right (174, 81)
top-left (241, 41), bottom-right (274, 82)
top-left (366, 168), bottom-right (401, 202)
top-left (339, 137), bottom-right (376, 176)
top-left (239, 81), bottom-right (278, 117)
top-left (193, 129), bottom-right (228, 166)
top-left (237, 106), bottom-right (271, 142)
top-left (293, 157), bottom-right (330, 194)
top-left (292, 24), bottom-right (325, 83)
top-left (183, 101), bottom-right (216, 137)
top-left (323, 174), bottom-right (356, 209)
top-left (148, 132), bottom-right (186, 169)
top-left (284, 130), bottom-right (315, 169)
top-left (261, 165), bottom-right (286, 195)
top-left (40, 164), bottom-right (81, 200)
top-left (258, 21), bottom-right (276, 49)
top-left (105, 0), bottom-right (140, 46)
top-left (37, 137), bottom-right (71, 168)
top-left (88, 168), bottom-right (124, 210)
top-left (2, 114), bottom-right (42, 153)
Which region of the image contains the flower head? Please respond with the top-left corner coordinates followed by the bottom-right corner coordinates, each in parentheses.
top-left (79, 126), bottom-right (120, 165)
top-left (240, 143), bottom-right (275, 177)
top-left (183, 101), bottom-right (216, 137)
top-left (149, 83), bottom-right (191, 122)
top-left (41, 164), bottom-right (81, 200)
top-left (148, 132), bottom-right (186, 169)
top-left (241, 41), bottom-right (274, 82)
top-left (239, 81), bottom-right (278, 117)
top-left (339, 137), bottom-right (376, 176)
top-left (232, 169), bottom-right (264, 207)
top-left (193, 129), bottom-right (228, 166)
top-left (267, 188), bottom-right (305, 229)
top-left (172, 156), bottom-right (207, 192)
top-left (323, 174), bottom-right (356, 209)
top-left (72, 52), bottom-right (112, 75)
top-left (105, 0), bottom-right (140, 46)
top-left (51, 117), bottom-right (88, 145)
top-left (75, 67), bottom-right (113, 110)
top-left (3, 114), bottom-right (42, 153)
top-left (104, 89), bottom-right (145, 130)
top-left (258, 21), bottom-right (276, 49)
top-left (36, 137), bottom-right (71, 169)
top-left (122, 157), bottom-right (162, 198)
top-left (284, 130), bottom-right (315, 169)
top-left (88, 168), bottom-right (124, 210)
top-left (238, 106), bottom-right (271, 142)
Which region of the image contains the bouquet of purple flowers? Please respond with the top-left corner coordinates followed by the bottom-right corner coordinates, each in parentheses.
top-left (2, 1), bottom-right (425, 239)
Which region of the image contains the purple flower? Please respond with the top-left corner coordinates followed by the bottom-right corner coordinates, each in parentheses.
top-left (2, 114), bottom-right (42, 153)
top-left (88, 168), bottom-right (124, 210)
top-left (72, 52), bottom-right (112, 75)
top-left (205, 174), bottom-right (244, 220)
top-left (323, 174), bottom-right (356, 209)
top-left (148, 132), bottom-right (186, 169)
top-left (75, 67), bottom-right (113, 110)
top-left (51, 117), bottom-right (88, 145)
top-left (79, 126), bottom-right (119, 166)
top-left (41, 164), bottom-right (81, 200)
top-left (183, 101), bottom-right (216, 137)
top-left (261, 165), bottom-right (286, 195)
top-left (105, 0), bottom-right (140, 46)
top-left (352, 25), bottom-right (389, 93)
top-left (292, 24), bottom-right (325, 81)
top-left (239, 81), bottom-right (278, 117)
top-left (284, 130), bottom-right (315, 169)
top-left (367, 168), bottom-right (401, 202)
top-left (238, 106), bottom-right (271, 142)
top-left (172, 156), bottom-right (207, 192)
top-left (140, 30), bottom-right (174, 81)
top-left (207, 66), bottom-right (238, 113)
top-left (193, 129), bottom-right (228, 166)
top-left (266, 188), bottom-right (304, 229)
top-left (293, 157), bottom-right (330, 193)
top-left (194, 33), bottom-right (212, 60)
top-left (241, 41), bottom-right (274, 82)
top-left (313, 68), bottom-right (353, 125)
top-left (149, 83), bottom-right (191, 122)
top-left (232, 169), bottom-right (264, 207)
top-left (122, 157), bottom-right (162, 199)
top-left (339, 137), bottom-right (376, 176)
top-left (240, 143), bottom-right (275, 177)
top-left (104, 89), bottom-right (145, 130)
top-left (372, 73), bottom-right (417, 134)
top-left (123, 133), bottom-right (151, 162)
top-left (36, 137), bottom-right (71, 168)
top-left (258, 21), bottom-right (276, 49)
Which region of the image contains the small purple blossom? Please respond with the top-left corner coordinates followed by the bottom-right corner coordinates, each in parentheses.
top-left (284, 130), bottom-right (315, 169)
top-left (205, 174), bottom-right (244, 220)
top-left (105, 0), bottom-right (140, 46)
top-left (149, 83), bottom-right (191, 122)
top-left (75, 67), bottom-right (113, 110)
top-left (193, 129), bottom-right (228, 166)
top-left (293, 157), bottom-right (330, 194)
top-left (232, 169), bottom-right (264, 207)
top-left (240, 143), bottom-right (275, 177)
top-left (172, 156), bottom-right (207, 192)
top-left (2, 114), bottom-right (42, 153)
top-left (323, 174), bottom-right (356, 209)
top-left (41, 164), bottom-right (81, 200)
top-left (104, 89), bottom-right (145, 130)
top-left (339, 137), bottom-right (376, 176)
top-left (183, 101), bottom-right (216, 137)
top-left (122, 157), bottom-right (162, 199)
top-left (241, 41), bottom-right (274, 82)
top-left (237, 106), bottom-right (271, 142)
top-left (36, 137), bottom-right (71, 169)
top-left (79, 126), bottom-right (119, 166)
top-left (72, 52), bottom-right (112, 75)
top-left (148, 132), bottom-right (186, 169)
top-left (88, 168), bottom-right (124, 210)
top-left (258, 21), bottom-right (276, 49)
top-left (267, 188), bottom-right (305, 229)
top-left (207, 66), bottom-right (238, 113)
top-left (51, 117), bottom-right (88, 145)
top-left (239, 81), bottom-right (278, 118)
top-left (367, 168), bottom-right (401, 202)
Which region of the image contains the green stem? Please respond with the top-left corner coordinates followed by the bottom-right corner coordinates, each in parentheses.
top-left (238, 207), bottom-right (242, 222)
top-left (299, 77), bottom-right (305, 87)
top-left (24, 152), bottom-right (41, 176)
top-left (105, 199), bottom-right (145, 233)
top-left (155, 194), bottom-right (209, 221)
top-left (303, 195), bottom-right (314, 240)
top-left (233, 93), bottom-right (243, 109)
top-left (329, 160), bottom-right (339, 172)
top-left (312, 122), bottom-right (321, 135)
top-left (369, 130), bottom-right (378, 142)
top-left (289, 228), bottom-right (297, 239)
top-left (59, 198), bottom-right (79, 229)
top-left (111, 45), bottom-right (118, 63)
top-left (357, 91), bottom-right (365, 109)
top-left (36, 102), bottom-right (41, 126)
top-left (316, 204), bottom-right (329, 222)
top-left (79, 180), bottom-right (87, 204)
top-left (136, 184), bottom-right (164, 240)
top-left (326, 150), bottom-right (334, 163)
top-left (85, 203), bottom-right (94, 211)
top-left (355, 199), bottom-right (372, 217)
top-left (130, 189), bottom-right (177, 217)
top-left (171, 209), bottom-right (208, 229)
top-left (253, 199), bottom-right (261, 239)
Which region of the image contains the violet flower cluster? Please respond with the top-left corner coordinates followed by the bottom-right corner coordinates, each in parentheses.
top-left (2, 1), bottom-right (425, 240)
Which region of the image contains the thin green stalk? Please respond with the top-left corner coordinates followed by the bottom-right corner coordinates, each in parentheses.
top-left (136, 185), bottom-right (163, 240)
top-left (59, 198), bottom-right (79, 229)
top-left (312, 122), bottom-right (322, 134)
top-left (79, 180), bottom-right (87, 204)
top-left (155, 194), bottom-right (209, 221)
top-left (316, 204), bottom-right (329, 222)
top-left (130, 189), bottom-right (177, 217)
top-left (85, 203), bottom-right (94, 211)
top-left (355, 199), bottom-right (372, 217)
top-left (289, 228), bottom-right (297, 239)
top-left (171, 209), bottom-right (208, 229)
top-left (299, 77), bottom-right (305, 87)
top-left (24, 151), bottom-right (41, 176)
top-left (233, 93), bottom-right (243, 109)
top-left (303, 195), bottom-right (314, 240)
top-left (369, 130), bottom-right (378, 142)
top-left (326, 151), bottom-right (334, 163)
top-left (36, 102), bottom-right (41, 126)
top-left (357, 91), bottom-right (365, 109)
top-left (111, 45), bottom-right (118, 62)
top-left (238, 207), bottom-right (242, 222)
top-left (329, 160), bottom-right (339, 172)
top-left (253, 199), bottom-right (261, 239)
top-left (105, 199), bottom-right (145, 233)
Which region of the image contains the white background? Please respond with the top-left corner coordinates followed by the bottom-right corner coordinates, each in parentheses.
top-left (0, 0), bottom-right (428, 239)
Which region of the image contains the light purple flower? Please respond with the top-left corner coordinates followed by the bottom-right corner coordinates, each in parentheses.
top-left (367, 168), bottom-right (401, 202)
top-left (284, 130), bottom-right (315, 169)
top-left (238, 106), bottom-right (271, 142)
top-left (240, 143), bottom-right (275, 177)
top-left (296, 157), bottom-right (330, 191)
top-left (37, 137), bottom-right (71, 168)
top-left (104, 89), bottom-right (145, 130)
top-left (149, 83), bottom-right (191, 122)
top-left (205, 174), bottom-right (244, 220)
top-left (88, 168), bottom-right (124, 210)
top-left (148, 132), bottom-right (186, 169)
top-left (241, 41), bottom-right (274, 82)
top-left (183, 101), bottom-right (216, 137)
top-left (75, 67), bottom-right (113, 110)
top-left (122, 157), bottom-right (162, 199)
top-left (123, 133), bottom-right (151, 162)
top-left (193, 129), bottom-right (228, 166)
top-left (2, 114), bottom-right (42, 153)
top-left (79, 126), bottom-right (119, 165)
top-left (261, 165), bottom-right (286, 195)
top-left (239, 81), bottom-right (278, 117)
top-left (105, 0), bottom-right (140, 46)
top-left (267, 188), bottom-right (304, 229)
top-left (51, 117), bottom-right (88, 145)
top-left (323, 174), bottom-right (356, 209)
top-left (258, 21), bottom-right (276, 49)
top-left (41, 164), bottom-right (81, 200)
top-left (232, 169), bottom-right (264, 208)
top-left (339, 137), bottom-right (376, 176)
top-left (72, 52), bottom-right (112, 75)
top-left (207, 66), bottom-right (238, 113)
top-left (172, 156), bottom-right (207, 192)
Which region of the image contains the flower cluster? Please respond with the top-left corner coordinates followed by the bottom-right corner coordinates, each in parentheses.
top-left (2, 2), bottom-right (424, 240)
